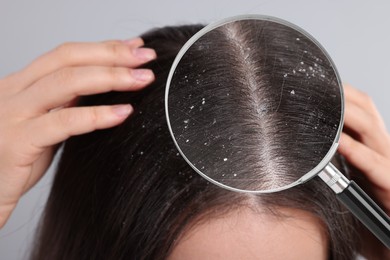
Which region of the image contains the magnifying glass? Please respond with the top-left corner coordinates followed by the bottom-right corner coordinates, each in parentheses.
top-left (165, 15), bottom-right (390, 247)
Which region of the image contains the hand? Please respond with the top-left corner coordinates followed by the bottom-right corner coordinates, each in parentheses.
top-left (0, 38), bottom-right (156, 228)
top-left (338, 84), bottom-right (390, 259)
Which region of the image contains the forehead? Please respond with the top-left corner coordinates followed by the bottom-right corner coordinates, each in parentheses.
top-left (168, 207), bottom-right (328, 260)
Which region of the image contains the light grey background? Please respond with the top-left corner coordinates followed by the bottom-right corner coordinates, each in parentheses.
top-left (0, 0), bottom-right (389, 259)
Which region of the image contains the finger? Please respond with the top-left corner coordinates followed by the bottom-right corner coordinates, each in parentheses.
top-left (17, 38), bottom-right (156, 89)
top-left (338, 132), bottom-right (390, 191)
top-left (2, 39), bottom-right (145, 93)
top-left (18, 66), bottom-right (154, 112)
top-left (344, 99), bottom-right (390, 157)
top-left (27, 104), bottom-right (133, 148)
top-left (344, 83), bottom-right (385, 124)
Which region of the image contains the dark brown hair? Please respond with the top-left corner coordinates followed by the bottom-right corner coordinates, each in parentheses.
top-left (31, 22), bottom-right (361, 260)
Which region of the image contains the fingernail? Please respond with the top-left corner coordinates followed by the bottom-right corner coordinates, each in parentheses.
top-left (112, 104), bottom-right (133, 118)
top-left (132, 69), bottom-right (154, 81)
top-left (133, 48), bottom-right (156, 62)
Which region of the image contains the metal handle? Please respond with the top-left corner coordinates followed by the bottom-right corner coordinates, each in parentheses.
top-left (319, 163), bottom-right (390, 249)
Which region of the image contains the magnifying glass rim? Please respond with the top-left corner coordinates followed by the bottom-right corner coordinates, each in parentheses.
top-left (165, 14), bottom-right (344, 193)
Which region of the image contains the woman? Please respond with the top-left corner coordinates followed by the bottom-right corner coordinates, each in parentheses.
top-left (0, 20), bottom-right (389, 259)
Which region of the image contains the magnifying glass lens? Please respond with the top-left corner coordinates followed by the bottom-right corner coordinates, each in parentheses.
top-left (166, 17), bottom-right (342, 193)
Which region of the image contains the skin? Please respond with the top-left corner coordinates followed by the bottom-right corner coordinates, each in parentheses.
top-left (168, 207), bottom-right (328, 260)
top-left (0, 38), bottom-right (389, 257)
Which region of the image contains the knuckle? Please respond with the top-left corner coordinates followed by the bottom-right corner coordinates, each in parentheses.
top-left (107, 67), bottom-right (132, 85)
top-left (57, 110), bottom-right (76, 127)
top-left (54, 42), bottom-right (77, 61)
top-left (86, 107), bottom-right (100, 127)
top-left (106, 67), bottom-right (123, 83)
top-left (105, 42), bottom-right (124, 58)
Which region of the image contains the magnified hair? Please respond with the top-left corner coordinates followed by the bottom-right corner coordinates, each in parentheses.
top-left (167, 18), bottom-right (342, 191)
